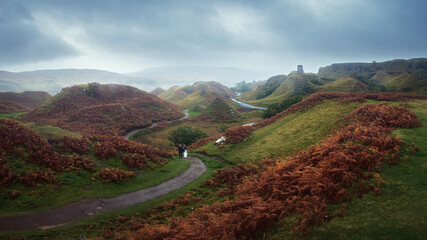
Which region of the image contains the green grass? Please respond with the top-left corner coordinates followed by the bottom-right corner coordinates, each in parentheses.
top-left (1, 112), bottom-right (82, 140)
top-left (132, 111), bottom-right (263, 151)
top-left (262, 100), bottom-right (427, 240)
top-left (24, 122), bottom-right (82, 140)
top-left (316, 77), bottom-right (357, 92)
top-left (2, 154), bottom-right (229, 239)
top-left (0, 112), bottom-right (28, 119)
top-left (0, 157), bottom-right (190, 216)
top-left (187, 109), bottom-right (202, 117)
top-left (197, 101), bottom-right (362, 164)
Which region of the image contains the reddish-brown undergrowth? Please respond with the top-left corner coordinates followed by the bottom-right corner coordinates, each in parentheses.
top-left (98, 168), bottom-right (135, 182)
top-left (223, 125), bottom-right (253, 144)
top-left (0, 118), bottom-right (171, 190)
top-left (20, 84), bottom-right (183, 136)
top-left (91, 135), bottom-right (172, 168)
top-left (122, 103), bottom-right (421, 239)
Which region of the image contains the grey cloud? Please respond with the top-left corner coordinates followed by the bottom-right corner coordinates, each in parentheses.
top-left (2, 0), bottom-right (427, 74)
top-left (0, 1), bottom-right (79, 66)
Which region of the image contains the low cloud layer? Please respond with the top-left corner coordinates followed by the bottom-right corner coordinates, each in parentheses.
top-left (1, 0), bottom-right (426, 76)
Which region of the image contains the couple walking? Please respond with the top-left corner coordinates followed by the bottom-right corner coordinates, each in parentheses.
top-left (178, 144), bottom-right (187, 158)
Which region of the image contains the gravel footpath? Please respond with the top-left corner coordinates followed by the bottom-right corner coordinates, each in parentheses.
top-left (0, 156), bottom-right (206, 231)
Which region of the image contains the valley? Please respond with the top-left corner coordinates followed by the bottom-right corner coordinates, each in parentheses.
top-left (0, 58), bottom-right (426, 239)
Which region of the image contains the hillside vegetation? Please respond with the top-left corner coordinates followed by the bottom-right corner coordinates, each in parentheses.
top-left (196, 100), bottom-right (359, 163)
top-left (0, 118), bottom-right (184, 215)
top-left (20, 83), bottom-right (183, 136)
top-left (107, 92), bottom-right (426, 239)
top-left (0, 91), bottom-right (51, 113)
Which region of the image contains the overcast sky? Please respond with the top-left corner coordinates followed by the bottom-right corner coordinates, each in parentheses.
top-left (1, 0), bottom-right (426, 76)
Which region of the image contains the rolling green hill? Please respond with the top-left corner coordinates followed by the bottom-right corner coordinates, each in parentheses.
top-left (158, 81), bottom-right (236, 112)
top-left (196, 98), bottom-right (243, 123)
top-left (237, 73), bottom-right (317, 107)
top-left (318, 58), bottom-right (427, 94)
top-left (196, 99), bottom-right (360, 163)
top-left (236, 58), bottom-right (427, 109)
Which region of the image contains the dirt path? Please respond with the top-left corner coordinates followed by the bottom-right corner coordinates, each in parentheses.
top-left (0, 156), bottom-right (206, 231)
top-left (123, 109), bottom-right (189, 139)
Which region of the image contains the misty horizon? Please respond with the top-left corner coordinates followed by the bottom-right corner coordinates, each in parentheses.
top-left (1, 0), bottom-right (426, 86)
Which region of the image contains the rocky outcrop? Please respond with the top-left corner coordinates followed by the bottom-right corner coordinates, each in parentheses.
top-left (318, 58), bottom-right (427, 79)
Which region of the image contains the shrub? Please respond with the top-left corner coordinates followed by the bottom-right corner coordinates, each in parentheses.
top-left (91, 135), bottom-right (171, 168)
top-left (97, 168), bottom-right (135, 182)
top-left (168, 126), bottom-right (208, 146)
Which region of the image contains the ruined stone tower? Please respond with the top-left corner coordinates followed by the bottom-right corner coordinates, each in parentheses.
top-left (297, 65), bottom-right (304, 73)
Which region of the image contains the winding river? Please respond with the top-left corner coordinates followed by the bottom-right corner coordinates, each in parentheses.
top-left (231, 98), bottom-right (267, 110)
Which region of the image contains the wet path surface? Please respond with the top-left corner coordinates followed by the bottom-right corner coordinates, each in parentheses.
top-left (0, 156), bottom-right (206, 231)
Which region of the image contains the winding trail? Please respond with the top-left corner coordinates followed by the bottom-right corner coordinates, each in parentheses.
top-left (124, 109), bottom-right (189, 139)
top-left (0, 156), bottom-right (206, 231)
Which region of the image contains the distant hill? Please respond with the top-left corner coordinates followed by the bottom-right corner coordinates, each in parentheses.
top-left (195, 98), bottom-right (242, 122)
top-left (0, 69), bottom-right (159, 94)
top-left (158, 81), bottom-right (236, 112)
top-left (318, 58), bottom-right (427, 94)
top-left (237, 58), bottom-right (427, 107)
top-left (150, 87), bottom-right (166, 95)
top-left (0, 91), bottom-right (51, 113)
top-left (21, 83), bottom-right (183, 136)
top-left (237, 73), bottom-right (318, 107)
top-left (318, 58), bottom-right (427, 79)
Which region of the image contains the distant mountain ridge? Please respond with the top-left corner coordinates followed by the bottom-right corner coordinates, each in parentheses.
top-left (0, 69), bottom-right (158, 94)
top-left (0, 66), bottom-right (267, 95)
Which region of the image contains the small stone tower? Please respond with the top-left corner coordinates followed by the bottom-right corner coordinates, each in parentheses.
top-left (297, 65), bottom-right (304, 73)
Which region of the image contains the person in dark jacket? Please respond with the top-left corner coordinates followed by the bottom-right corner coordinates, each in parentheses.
top-left (178, 144), bottom-right (183, 158)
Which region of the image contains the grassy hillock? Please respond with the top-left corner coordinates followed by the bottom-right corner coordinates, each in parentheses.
top-left (237, 73), bottom-right (318, 107)
top-left (196, 100), bottom-right (360, 164)
top-left (196, 98), bottom-right (243, 123)
top-left (149, 87), bottom-right (166, 95)
top-left (0, 91), bottom-right (51, 113)
top-left (158, 81), bottom-right (236, 112)
top-left (20, 83), bottom-right (183, 136)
